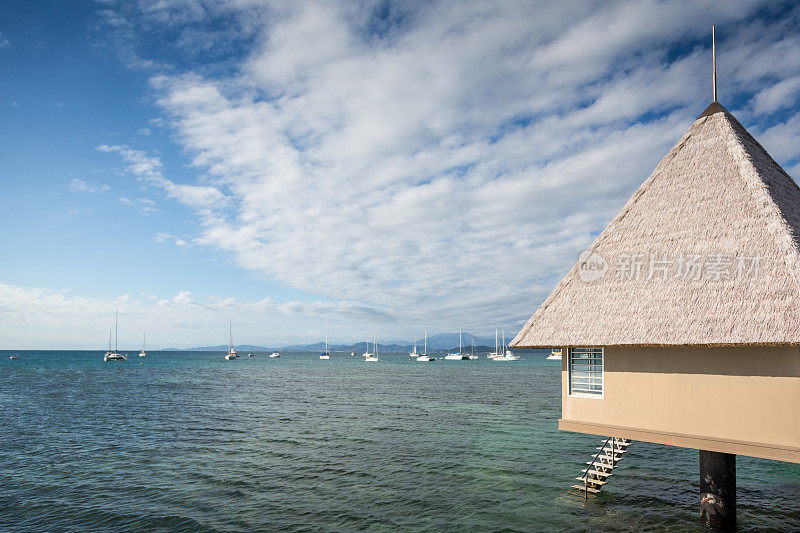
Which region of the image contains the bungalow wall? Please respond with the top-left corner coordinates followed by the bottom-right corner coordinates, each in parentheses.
top-left (560, 346), bottom-right (800, 463)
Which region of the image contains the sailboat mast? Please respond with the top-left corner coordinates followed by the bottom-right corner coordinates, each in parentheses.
top-left (459, 324), bottom-right (462, 353)
top-left (495, 329), bottom-right (498, 354)
top-left (115, 307), bottom-right (118, 352)
top-left (325, 316), bottom-right (328, 353)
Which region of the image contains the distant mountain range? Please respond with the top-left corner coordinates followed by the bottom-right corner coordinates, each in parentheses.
top-left (162, 332), bottom-right (504, 352)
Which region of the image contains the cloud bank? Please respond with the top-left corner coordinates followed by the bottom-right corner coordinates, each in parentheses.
top-left (93, 0), bottom-right (800, 338)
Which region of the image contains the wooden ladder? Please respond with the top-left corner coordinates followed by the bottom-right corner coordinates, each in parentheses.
top-left (571, 437), bottom-right (632, 498)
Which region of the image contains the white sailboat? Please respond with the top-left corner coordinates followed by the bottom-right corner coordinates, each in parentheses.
top-left (104, 308), bottom-right (127, 361)
top-left (320, 316), bottom-right (330, 359)
top-left (546, 348), bottom-right (563, 360)
top-left (444, 324), bottom-right (470, 360)
top-left (364, 329), bottom-right (378, 361)
top-left (351, 337), bottom-right (355, 356)
top-left (487, 329), bottom-right (501, 359)
top-left (225, 322), bottom-right (238, 360)
top-left (416, 329), bottom-right (435, 362)
top-left (139, 332), bottom-right (147, 357)
top-left (409, 338), bottom-right (419, 357)
top-left (492, 330), bottom-right (520, 361)
top-left (362, 338), bottom-right (374, 359)
top-left (468, 335), bottom-right (478, 359)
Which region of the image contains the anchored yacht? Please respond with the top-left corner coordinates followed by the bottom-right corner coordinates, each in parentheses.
top-left (225, 322), bottom-right (238, 360)
top-left (104, 308), bottom-right (127, 362)
top-left (320, 316), bottom-right (330, 359)
top-left (443, 325), bottom-right (470, 360)
top-left (416, 329), bottom-right (435, 362)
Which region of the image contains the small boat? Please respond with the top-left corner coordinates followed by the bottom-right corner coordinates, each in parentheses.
top-left (364, 329), bottom-right (378, 361)
top-left (104, 308), bottom-right (127, 361)
top-left (320, 316), bottom-right (330, 359)
top-left (9, 354), bottom-right (18, 360)
top-left (225, 321), bottom-right (238, 360)
top-left (416, 329), bottom-right (435, 362)
top-left (248, 353), bottom-right (253, 357)
top-left (492, 331), bottom-right (520, 361)
top-left (270, 352), bottom-right (280, 358)
top-left (487, 329), bottom-right (501, 359)
top-left (409, 339), bottom-right (419, 357)
top-left (139, 332), bottom-right (147, 357)
top-left (444, 324), bottom-right (470, 360)
top-left (351, 337), bottom-right (355, 356)
top-left (546, 348), bottom-right (563, 360)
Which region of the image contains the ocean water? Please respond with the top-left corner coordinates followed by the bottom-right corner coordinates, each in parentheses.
top-left (1, 350), bottom-right (798, 532)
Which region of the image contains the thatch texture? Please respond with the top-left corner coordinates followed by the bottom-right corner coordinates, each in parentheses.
top-left (512, 102), bottom-right (800, 348)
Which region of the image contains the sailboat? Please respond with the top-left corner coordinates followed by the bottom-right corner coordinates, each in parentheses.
top-left (416, 329), bottom-right (435, 362)
top-left (444, 325), bottom-right (470, 360)
top-left (351, 337), bottom-right (355, 356)
top-left (320, 316), bottom-right (330, 359)
top-left (546, 348), bottom-right (563, 360)
top-left (492, 330), bottom-right (520, 361)
top-left (468, 335), bottom-right (478, 359)
top-left (364, 328), bottom-right (379, 361)
top-left (362, 336), bottom-right (374, 359)
top-left (364, 335), bottom-right (378, 361)
top-left (104, 308), bottom-right (127, 361)
top-left (408, 338), bottom-right (419, 357)
top-left (270, 351), bottom-right (280, 358)
top-left (225, 322), bottom-right (238, 360)
top-left (487, 329), bottom-right (501, 359)
top-left (139, 332), bottom-right (147, 357)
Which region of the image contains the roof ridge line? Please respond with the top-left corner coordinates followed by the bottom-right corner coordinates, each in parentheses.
top-left (719, 113), bottom-right (800, 287)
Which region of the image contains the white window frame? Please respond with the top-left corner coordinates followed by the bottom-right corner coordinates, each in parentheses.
top-left (568, 347), bottom-right (604, 398)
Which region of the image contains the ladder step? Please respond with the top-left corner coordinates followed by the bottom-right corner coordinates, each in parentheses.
top-left (585, 461), bottom-right (615, 467)
top-left (576, 477), bottom-right (607, 485)
top-left (571, 484), bottom-right (602, 494)
top-left (581, 469), bottom-right (613, 478)
top-left (596, 447), bottom-right (627, 453)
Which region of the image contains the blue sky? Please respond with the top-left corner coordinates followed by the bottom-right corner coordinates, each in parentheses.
top-left (1, 0), bottom-right (799, 349)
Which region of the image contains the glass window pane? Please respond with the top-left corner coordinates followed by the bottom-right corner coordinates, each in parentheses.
top-left (569, 347), bottom-right (603, 395)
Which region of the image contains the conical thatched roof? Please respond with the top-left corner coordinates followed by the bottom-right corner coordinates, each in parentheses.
top-left (512, 102), bottom-right (800, 348)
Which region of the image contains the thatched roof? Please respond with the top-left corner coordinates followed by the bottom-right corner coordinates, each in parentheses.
top-left (512, 101), bottom-right (800, 348)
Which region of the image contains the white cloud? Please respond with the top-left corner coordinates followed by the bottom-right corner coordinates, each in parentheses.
top-left (120, 196), bottom-right (158, 214)
top-left (69, 178), bottom-right (110, 193)
top-left (98, 143), bottom-right (227, 210)
top-left (96, 0), bottom-right (800, 335)
top-left (154, 231), bottom-right (190, 247)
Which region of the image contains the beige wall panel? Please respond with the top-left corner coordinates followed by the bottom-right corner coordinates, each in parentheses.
top-left (561, 346), bottom-right (800, 461)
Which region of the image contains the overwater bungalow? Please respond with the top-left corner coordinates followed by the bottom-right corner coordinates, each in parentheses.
top-left (511, 65), bottom-right (800, 530)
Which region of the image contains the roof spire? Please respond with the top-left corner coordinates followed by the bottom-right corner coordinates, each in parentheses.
top-left (712, 25), bottom-right (717, 102)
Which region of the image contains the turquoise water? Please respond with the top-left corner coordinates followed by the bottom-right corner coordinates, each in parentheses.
top-left (1, 350), bottom-right (798, 531)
